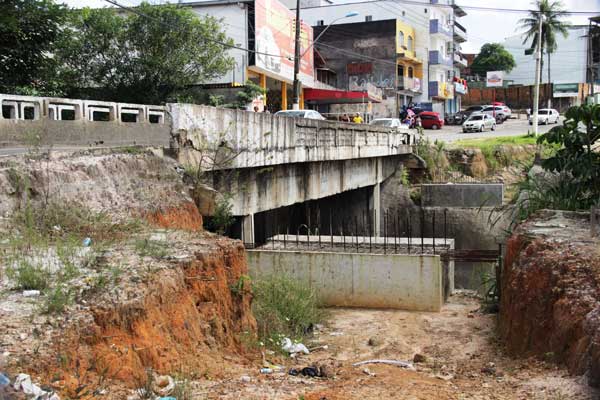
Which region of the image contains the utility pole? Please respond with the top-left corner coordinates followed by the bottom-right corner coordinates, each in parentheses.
top-left (292, 0), bottom-right (302, 110)
top-left (532, 13), bottom-right (543, 137)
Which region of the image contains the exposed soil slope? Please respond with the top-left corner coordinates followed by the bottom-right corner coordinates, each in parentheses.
top-left (501, 210), bottom-right (600, 386)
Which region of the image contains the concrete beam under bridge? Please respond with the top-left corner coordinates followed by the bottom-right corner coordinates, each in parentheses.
top-left (205, 154), bottom-right (411, 244)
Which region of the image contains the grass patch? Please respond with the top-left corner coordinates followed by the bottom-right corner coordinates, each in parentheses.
top-left (6, 260), bottom-right (51, 291)
top-left (43, 286), bottom-right (73, 314)
top-left (453, 134), bottom-right (537, 148)
top-left (252, 274), bottom-right (325, 346)
top-left (135, 238), bottom-right (169, 258)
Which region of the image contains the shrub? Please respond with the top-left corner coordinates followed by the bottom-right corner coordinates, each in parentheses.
top-left (252, 274), bottom-right (324, 344)
top-left (205, 196), bottom-right (234, 235)
top-left (43, 285), bottom-right (73, 314)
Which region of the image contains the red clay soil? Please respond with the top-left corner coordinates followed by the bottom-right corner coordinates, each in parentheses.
top-left (500, 210), bottom-right (600, 387)
top-left (145, 201), bottom-right (204, 231)
top-left (34, 242), bottom-right (255, 398)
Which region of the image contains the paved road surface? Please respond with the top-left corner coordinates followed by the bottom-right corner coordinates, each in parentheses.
top-left (423, 117), bottom-right (560, 144)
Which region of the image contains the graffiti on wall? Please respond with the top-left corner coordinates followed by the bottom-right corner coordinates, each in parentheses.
top-left (347, 62), bottom-right (394, 91)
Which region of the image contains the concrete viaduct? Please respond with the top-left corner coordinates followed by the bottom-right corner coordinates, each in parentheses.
top-left (0, 94), bottom-right (419, 244)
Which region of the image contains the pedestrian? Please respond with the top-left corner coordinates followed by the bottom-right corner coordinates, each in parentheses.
top-left (253, 106), bottom-right (259, 112)
top-left (526, 107), bottom-right (531, 119)
top-left (352, 113), bottom-right (363, 124)
top-left (341, 113), bottom-right (350, 122)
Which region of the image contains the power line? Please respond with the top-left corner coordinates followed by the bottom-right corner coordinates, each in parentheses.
top-left (299, 0), bottom-right (600, 16)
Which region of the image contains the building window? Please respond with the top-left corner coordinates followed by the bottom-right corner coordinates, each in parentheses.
top-left (408, 67), bottom-right (414, 78)
top-left (424, 8), bottom-right (428, 13)
top-left (398, 64), bottom-right (405, 77)
top-left (447, 70), bottom-right (453, 81)
top-left (365, 15), bottom-right (372, 21)
top-left (402, 11), bottom-right (406, 16)
top-left (407, 35), bottom-right (413, 51)
top-left (316, 20), bottom-right (324, 26)
top-left (398, 31), bottom-right (404, 47)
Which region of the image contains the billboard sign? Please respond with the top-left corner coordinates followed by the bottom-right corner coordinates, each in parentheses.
top-left (253, 0), bottom-right (314, 87)
top-left (553, 83), bottom-right (579, 98)
top-left (486, 71), bottom-right (504, 88)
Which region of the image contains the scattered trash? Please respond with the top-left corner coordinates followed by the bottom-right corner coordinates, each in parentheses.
top-left (288, 366), bottom-right (324, 378)
top-left (481, 362), bottom-right (496, 375)
top-left (23, 290), bottom-right (40, 297)
top-left (240, 375), bottom-right (251, 383)
top-left (52, 225), bottom-right (61, 232)
top-left (362, 368), bottom-right (376, 377)
top-left (0, 373), bottom-right (9, 386)
top-left (329, 331), bottom-right (344, 336)
top-left (367, 337), bottom-right (378, 347)
top-left (158, 397), bottom-right (177, 400)
top-left (13, 373), bottom-right (59, 399)
top-left (260, 368), bottom-right (274, 374)
top-left (152, 375), bottom-right (174, 397)
top-left (82, 237), bottom-right (92, 247)
top-left (281, 338), bottom-right (309, 355)
top-left (413, 353), bottom-right (427, 363)
top-left (308, 345), bottom-right (329, 352)
top-left (352, 359), bottom-right (415, 371)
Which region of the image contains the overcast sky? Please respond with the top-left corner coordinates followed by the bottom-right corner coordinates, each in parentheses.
top-left (62, 0), bottom-right (600, 53)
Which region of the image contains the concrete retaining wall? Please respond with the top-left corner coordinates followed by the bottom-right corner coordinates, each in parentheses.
top-left (247, 249), bottom-right (444, 311)
top-left (421, 183), bottom-right (503, 207)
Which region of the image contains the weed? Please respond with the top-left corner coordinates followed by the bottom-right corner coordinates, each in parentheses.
top-left (135, 238), bottom-right (169, 258)
top-left (252, 274), bottom-right (325, 344)
top-left (7, 260), bottom-right (51, 291)
top-left (43, 286), bottom-right (73, 314)
top-left (171, 376), bottom-right (193, 400)
top-left (230, 275), bottom-right (251, 297)
top-left (204, 195), bottom-right (234, 235)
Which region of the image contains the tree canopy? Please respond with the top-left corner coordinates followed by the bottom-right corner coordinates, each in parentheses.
top-left (56, 2), bottom-right (235, 104)
top-left (1, 0), bottom-right (235, 103)
top-left (470, 43), bottom-right (516, 77)
top-left (0, 0), bottom-right (67, 95)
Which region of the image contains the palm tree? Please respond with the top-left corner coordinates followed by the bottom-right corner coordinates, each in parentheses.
top-left (519, 0), bottom-right (570, 105)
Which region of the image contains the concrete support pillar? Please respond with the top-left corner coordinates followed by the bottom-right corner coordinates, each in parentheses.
top-left (281, 82), bottom-right (288, 110)
top-left (373, 158), bottom-right (382, 237)
top-left (259, 74), bottom-right (267, 111)
top-left (242, 213), bottom-right (255, 247)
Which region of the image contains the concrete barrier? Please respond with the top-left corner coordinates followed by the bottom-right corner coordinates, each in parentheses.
top-left (421, 183), bottom-right (504, 207)
top-left (247, 249), bottom-right (444, 312)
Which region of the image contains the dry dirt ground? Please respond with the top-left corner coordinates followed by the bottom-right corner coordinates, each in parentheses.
top-left (192, 293), bottom-right (598, 400)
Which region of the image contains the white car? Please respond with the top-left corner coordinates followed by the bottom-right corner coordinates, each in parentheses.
top-left (274, 110), bottom-right (326, 120)
top-left (462, 113), bottom-right (496, 133)
top-left (482, 105), bottom-right (511, 122)
top-left (529, 108), bottom-right (560, 125)
top-left (369, 118), bottom-right (405, 129)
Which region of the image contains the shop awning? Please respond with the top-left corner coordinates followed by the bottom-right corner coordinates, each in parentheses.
top-left (304, 88), bottom-right (382, 104)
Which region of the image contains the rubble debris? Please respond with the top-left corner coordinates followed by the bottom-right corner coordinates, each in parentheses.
top-left (22, 290), bottom-right (40, 297)
top-left (413, 354), bottom-right (427, 363)
top-left (13, 373), bottom-right (60, 399)
top-left (288, 366), bottom-right (326, 378)
top-left (352, 359), bottom-right (415, 371)
top-left (152, 375), bottom-right (175, 397)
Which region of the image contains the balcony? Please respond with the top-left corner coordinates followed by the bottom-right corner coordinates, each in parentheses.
top-left (430, 19), bottom-right (452, 38)
top-left (453, 52), bottom-right (467, 68)
top-left (397, 76), bottom-right (423, 93)
top-left (454, 21), bottom-right (467, 43)
top-left (429, 50), bottom-right (453, 68)
top-left (428, 80), bottom-right (454, 100)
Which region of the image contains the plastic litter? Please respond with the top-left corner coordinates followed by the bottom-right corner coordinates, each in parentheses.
top-left (23, 290), bottom-right (41, 297)
top-left (260, 368), bottom-right (273, 374)
top-left (288, 366), bottom-right (324, 378)
top-left (240, 375), bottom-right (251, 383)
top-left (158, 398), bottom-right (177, 400)
top-left (0, 373), bottom-right (9, 386)
top-left (13, 373), bottom-right (60, 399)
top-left (281, 338), bottom-right (309, 355)
top-left (352, 359), bottom-right (415, 371)
top-left (82, 237), bottom-right (92, 247)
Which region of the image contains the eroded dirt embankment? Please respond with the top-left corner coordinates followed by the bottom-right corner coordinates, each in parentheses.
top-left (500, 210), bottom-right (600, 386)
top-left (0, 150), bottom-right (256, 399)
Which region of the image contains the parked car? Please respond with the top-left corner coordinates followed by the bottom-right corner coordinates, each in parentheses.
top-left (274, 109), bottom-right (326, 120)
top-left (370, 118), bottom-right (405, 129)
top-left (462, 113), bottom-right (496, 133)
top-left (419, 111), bottom-right (444, 130)
top-left (529, 108), bottom-right (560, 125)
top-left (481, 105), bottom-right (511, 122)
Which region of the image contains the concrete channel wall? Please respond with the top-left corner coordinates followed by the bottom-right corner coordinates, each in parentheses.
top-left (247, 249), bottom-right (444, 312)
top-left (421, 183), bottom-right (504, 207)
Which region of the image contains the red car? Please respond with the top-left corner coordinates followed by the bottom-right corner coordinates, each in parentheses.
top-left (418, 111), bottom-right (444, 130)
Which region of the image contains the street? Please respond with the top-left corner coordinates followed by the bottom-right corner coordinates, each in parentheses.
top-left (423, 117), bottom-right (561, 143)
